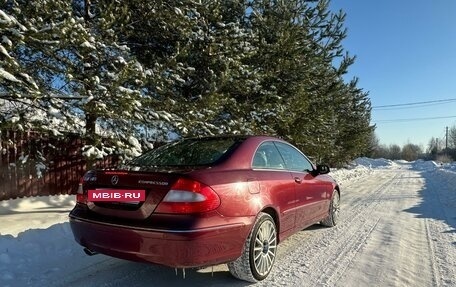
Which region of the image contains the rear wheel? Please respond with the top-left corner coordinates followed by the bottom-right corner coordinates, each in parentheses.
top-left (228, 212), bottom-right (277, 282)
top-left (321, 190), bottom-right (340, 227)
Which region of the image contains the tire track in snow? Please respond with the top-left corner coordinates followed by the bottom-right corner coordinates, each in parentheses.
top-left (309, 172), bottom-right (400, 286)
top-left (313, 173), bottom-right (399, 285)
top-left (424, 218), bottom-right (441, 287)
top-left (261, 170), bottom-right (401, 286)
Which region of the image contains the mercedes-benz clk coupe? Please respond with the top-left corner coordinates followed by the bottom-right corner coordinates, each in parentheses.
top-left (69, 135), bottom-right (340, 282)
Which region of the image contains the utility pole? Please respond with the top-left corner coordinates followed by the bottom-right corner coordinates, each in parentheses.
top-left (446, 126), bottom-right (449, 151)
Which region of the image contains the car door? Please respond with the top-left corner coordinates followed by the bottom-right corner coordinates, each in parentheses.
top-left (251, 141), bottom-right (296, 234)
top-left (274, 142), bottom-right (328, 230)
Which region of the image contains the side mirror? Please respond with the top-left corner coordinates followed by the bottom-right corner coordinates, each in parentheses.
top-left (316, 164), bottom-right (330, 175)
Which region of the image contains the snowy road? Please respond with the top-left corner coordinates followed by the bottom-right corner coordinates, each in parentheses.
top-left (267, 164), bottom-right (456, 287)
top-left (1, 160), bottom-right (455, 286)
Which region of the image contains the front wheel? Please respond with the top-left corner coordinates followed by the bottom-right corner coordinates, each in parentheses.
top-left (321, 190), bottom-right (340, 227)
top-left (228, 212), bottom-right (277, 282)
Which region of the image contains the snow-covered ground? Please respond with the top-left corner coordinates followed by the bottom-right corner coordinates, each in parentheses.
top-left (0, 159), bottom-right (455, 286)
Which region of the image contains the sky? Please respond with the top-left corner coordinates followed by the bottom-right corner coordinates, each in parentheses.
top-left (330, 0), bottom-right (456, 150)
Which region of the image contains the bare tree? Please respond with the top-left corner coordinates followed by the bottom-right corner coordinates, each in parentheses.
top-left (449, 125), bottom-right (456, 149)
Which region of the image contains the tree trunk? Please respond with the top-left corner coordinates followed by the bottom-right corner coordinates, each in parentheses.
top-left (85, 113), bottom-right (97, 144)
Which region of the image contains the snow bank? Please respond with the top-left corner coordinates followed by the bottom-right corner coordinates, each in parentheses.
top-left (0, 195), bottom-right (75, 237)
top-left (412, 159), bottom-right (456, 176)
top-left (0, 195), bottom-right (75, 215)
top-left (331, 165), bottom-right (372, 186)
top-left (331, 157), bottom-right (395, 185)
top-left (354, 157), bottom-right (395, 168)
top-left (432, 161), bottom-right (456, 189)
top-left (412, 159), bottom-right (440, 171)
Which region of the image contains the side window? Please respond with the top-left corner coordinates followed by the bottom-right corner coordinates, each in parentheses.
top-left (274, 142), bottom-right (313, 172)
top-left (252, 142), bottom-right (286, 170)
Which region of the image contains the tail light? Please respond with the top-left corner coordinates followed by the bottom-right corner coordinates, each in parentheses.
top-left (76, 171), bottom-right (97, 204)
top-left (155, 178), bottom-right (220, 214)
top-left (76, 177), bottom-right (87, 204)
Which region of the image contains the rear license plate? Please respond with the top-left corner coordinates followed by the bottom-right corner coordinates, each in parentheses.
top-left (88, 189), bottom-right (146, 202)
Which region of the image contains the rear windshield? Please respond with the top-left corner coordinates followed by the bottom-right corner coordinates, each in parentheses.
top-left (129, 137), bottom-right (242, 167)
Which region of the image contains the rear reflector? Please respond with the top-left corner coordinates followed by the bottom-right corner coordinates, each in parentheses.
top-left (155, 178), bottom-right (220, 214)
top-left (76, 193), bottom-right (87, 204)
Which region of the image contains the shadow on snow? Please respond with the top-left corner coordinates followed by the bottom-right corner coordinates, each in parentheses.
top-left (404, 169), bottom-right (456, 241)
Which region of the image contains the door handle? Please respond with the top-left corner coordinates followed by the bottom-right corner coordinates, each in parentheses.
top-left (294, 177), bottom-right (302, 184)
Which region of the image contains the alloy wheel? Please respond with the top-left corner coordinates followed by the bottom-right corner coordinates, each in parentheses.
top-left (252, 220), bottom-right (277, 276)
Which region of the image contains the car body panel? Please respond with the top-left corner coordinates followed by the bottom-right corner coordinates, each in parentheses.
top-left (293, 171), bottom-right (333, 229)
top-left (70, 214), bottom-right (253, 268)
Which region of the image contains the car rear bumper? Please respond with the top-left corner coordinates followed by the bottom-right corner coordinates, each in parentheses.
top-left (69, 214), bottom-right (253, 268)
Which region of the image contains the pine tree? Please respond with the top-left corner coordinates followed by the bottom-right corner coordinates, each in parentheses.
top-left (0, 5), bottom-right (41, 129)
top-left (2, 0), bottom-right (171, 158)
top-left (242, 0), bottom-right (373, 164)
top-left (1, 0), bottom-right (375, 165)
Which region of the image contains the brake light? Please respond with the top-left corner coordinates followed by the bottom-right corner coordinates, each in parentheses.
top-left (155, 178), bottom-right (220, 214)
top-left (76, 177), bottom-right (87, 204)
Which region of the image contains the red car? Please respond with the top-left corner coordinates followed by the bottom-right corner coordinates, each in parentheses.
top-left (69, 135), bottom-right (340, 282)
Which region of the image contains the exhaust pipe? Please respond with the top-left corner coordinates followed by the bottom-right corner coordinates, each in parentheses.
top-left (83, 247), bottom-right (98, 256)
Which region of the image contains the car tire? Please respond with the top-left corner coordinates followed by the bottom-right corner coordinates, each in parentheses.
top-left (228, 212), bottom-right (277, 282)
top-left (321, 190), bottom-right (340, 227)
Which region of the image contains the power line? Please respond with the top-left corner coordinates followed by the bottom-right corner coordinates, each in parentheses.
top-left (372, 98), bottom-right (456, 110)
top-left (373, 101), bottom-right (456, 111)
top-left (373, 115), bottom-right (456, 123)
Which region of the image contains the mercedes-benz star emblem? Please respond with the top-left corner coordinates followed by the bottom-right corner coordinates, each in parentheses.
top-left (111, 175), bottom-right (119, 185)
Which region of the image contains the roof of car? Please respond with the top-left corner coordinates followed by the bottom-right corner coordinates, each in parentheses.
top-left (180, 134), bottom-right (281, 141)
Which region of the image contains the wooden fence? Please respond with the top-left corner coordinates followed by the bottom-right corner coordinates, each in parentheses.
top-left (0, 130), bottom-right (118, 201)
